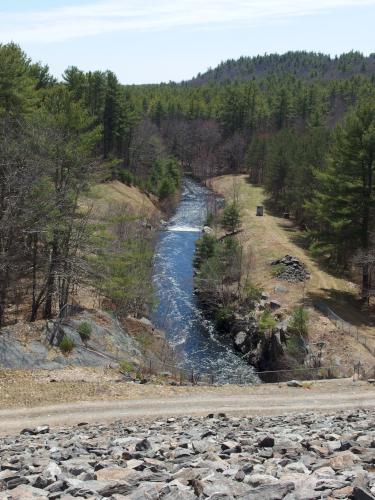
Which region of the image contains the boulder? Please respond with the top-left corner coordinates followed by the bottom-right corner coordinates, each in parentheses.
top-left (258, 436), bottom-right (275, 448)
top-left (287, 380), bottom-right (303, 388)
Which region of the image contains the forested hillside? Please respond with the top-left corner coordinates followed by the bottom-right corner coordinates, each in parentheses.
top-left (189, 51), bottom-right (375, 85)
top-left (0, 43), bottom-right (180, 328)
top-left (125, 52), bottom-right (375, 302)
top-left (1, 44), bottom-right (375, 329)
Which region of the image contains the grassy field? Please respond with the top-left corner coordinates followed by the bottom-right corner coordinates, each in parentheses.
top-left (210, 175), bottom-right (375, 372)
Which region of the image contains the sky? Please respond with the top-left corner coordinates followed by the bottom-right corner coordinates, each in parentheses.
top-left (1, 0), bottom-right (375, 84)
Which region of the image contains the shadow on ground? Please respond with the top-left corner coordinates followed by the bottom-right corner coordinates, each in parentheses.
top-left (307, 289), bottom-right (375, 329)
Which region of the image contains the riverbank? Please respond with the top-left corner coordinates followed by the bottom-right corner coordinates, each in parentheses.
top-left (207, 175), bottom-right (375, 377)
top-left (0, 179), bottom-right (181, 375)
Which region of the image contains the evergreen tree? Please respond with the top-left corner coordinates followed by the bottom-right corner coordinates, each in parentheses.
top-left (0, 43), bottom-right (36, 116)
top-left (103, 71), bottom-right (121, 158)
top-left (221, 202), bottom-right (241, 234)
top-left (308, 102), bottom-right (375, 298)
top-left (63, 66), bottom-right (87, 101)
top-left (31, 86), bottom-right (101, 319)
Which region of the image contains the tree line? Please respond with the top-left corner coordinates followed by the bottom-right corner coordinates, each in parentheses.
top-left (0, 43), bottom-right (179, 327)
top-left (1, 43), bottom-right (374, 327)
top-left (125, 55), bottom-right (375, 301)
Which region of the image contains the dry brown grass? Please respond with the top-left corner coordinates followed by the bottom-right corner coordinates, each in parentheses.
top-left (0, 367), bottom-right (373, 411)
top-left (209, 175), bottom-right (375, 371)
top-left (83, 181), bottom-right (161, 220)
top-left (75, 181), bottom-right (161, 310)
top-left (0, 367), bottom-right (201, 409)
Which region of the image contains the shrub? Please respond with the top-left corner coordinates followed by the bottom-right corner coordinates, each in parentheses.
top-left (243, 280), bottom-right (263, 303)
top-left (288, 307), bottom-right (309, 337)
top-left (205, 212), bottom-right (214, 227)
top-left (119, 360), bottom-right (135, 373)
top-left (258, 310), bottom-right (277, 333)
top-left (78, 322), bottom-right (92, 341)
top-left (215, 306), bottom-right (235, 332)
top-left (158, 178), bottom-right (175, 200)
top-left (59, 336), bottom-right (75, 354)
top-left (136, 331), bottom-right (153, 349)
top-left (286, 334), bottom-right (305, 358)
top-left (194, 234), bottom-right (217, 267)
top-left (119, 169), bottom-right (134, 186)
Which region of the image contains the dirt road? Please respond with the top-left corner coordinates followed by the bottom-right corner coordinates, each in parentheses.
top-left (0, 379), bottom-right (373, 436)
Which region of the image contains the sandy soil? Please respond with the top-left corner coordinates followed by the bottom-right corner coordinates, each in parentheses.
top-left (209, 175), bottom-right (375, 372)
top-left (0, 378), bottom-right (373, 436)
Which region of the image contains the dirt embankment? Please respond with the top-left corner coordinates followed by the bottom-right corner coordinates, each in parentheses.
top-left (209, 175), bottom-right (375, 376)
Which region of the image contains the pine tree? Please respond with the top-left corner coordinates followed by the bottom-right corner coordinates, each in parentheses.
top-left (308, 101), bottom-right (375, 299)
top-left (221, 202), bottom-right (241, 234)
top-left (103, 71), bottom-right (122, 158)
top-left (0, 43), bottom-right (36, 116)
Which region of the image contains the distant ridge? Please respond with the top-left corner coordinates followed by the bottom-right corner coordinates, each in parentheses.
top-left (188, 51), bottom-right (375, 85)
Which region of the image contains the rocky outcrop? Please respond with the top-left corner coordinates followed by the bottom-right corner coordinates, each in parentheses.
top-left (0, 409), bottom-right (374, 499)
top-left (0, 310), bottom-right (145, 370)
top-left (231, 317), bottom-right (288, 375)
top-left (194, 285), bottom-right (295, 377)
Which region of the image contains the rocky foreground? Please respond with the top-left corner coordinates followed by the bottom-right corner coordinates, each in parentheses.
top-left (0, 409), bottom-right (374, 500)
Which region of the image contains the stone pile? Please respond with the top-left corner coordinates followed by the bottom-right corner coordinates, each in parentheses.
top-left (0, 409), bottom-right (374, 499)
top-left (271, 255), bottom-right (310, 283)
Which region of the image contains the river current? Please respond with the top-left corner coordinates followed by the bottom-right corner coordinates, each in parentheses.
top-left (152, 178), bottom-right (257, 383)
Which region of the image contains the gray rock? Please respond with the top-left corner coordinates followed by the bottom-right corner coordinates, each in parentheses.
top-left (0, 484), bottom-right (49, 499)
top-left (353, 486), bottom-right (375, 500)
top-left (287, 380), bottom-right (303, 388)
top-left (258, 436), bottom-right (275, 448)
top-left (245, 473), bottom-right (279, 486)
top-left (269, 300), bottom-right (281, 310)
top-left (240, 482), bottom-right (295, 499)
top-left (0, 408), bottom-right (373, 500)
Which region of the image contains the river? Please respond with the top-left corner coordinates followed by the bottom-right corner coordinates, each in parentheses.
top-left (152, 178), bottom-right (257, 384)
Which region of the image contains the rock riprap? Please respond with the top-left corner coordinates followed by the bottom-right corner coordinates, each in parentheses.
top-left (271, 255), bottom-right (310, 283)
top-left (0, 409), bottom-right (374, 499)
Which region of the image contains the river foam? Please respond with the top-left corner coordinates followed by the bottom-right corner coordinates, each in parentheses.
top-left (152, 178), bottom-right (257, 384)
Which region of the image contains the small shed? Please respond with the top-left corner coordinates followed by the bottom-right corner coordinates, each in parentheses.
top-left (256, 205), bottom-right (264, 217)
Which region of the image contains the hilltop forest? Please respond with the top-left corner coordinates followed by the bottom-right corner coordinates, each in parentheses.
top-left (1, 45), bottom-right (375, 328)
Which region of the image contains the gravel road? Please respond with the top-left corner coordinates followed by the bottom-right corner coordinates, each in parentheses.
top-left (0, 379), bottom-right (373, 436)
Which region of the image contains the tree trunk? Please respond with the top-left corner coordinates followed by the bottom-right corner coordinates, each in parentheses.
top-left (44, 235), bottom-right (59, 319)
top-left (0, 270), bottom-right (8, 328)
top-left (361, 153), bottom-right (373, 303)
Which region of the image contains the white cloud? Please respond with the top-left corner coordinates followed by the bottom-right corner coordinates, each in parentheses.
top-left (1, 0), bottom-right (375, 43)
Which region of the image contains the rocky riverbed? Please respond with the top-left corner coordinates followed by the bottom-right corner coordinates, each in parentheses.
top-left (0, 409), bottom-right (374, 499)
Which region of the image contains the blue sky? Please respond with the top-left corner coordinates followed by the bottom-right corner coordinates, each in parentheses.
top-left (1, 0), bottom-right (375, 84)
